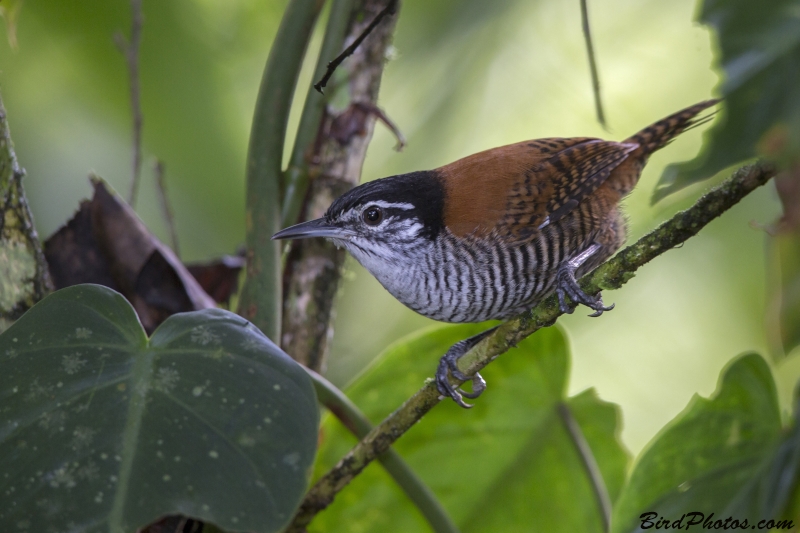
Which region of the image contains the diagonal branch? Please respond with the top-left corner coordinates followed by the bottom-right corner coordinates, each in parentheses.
top-left (285, 161), bottom-right (778, 532)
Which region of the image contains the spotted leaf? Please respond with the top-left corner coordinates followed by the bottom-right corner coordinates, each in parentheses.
top-left (0, 284), bottom-right (318, 533)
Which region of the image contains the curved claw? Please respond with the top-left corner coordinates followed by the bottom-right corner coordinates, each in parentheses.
top-left (452, 393), bottom-right (474, 409)
top-left (447, 355), bottom-right (484, 399)
top-left (459, 373), bottom-right (486, 399)
top-left (555, 249), bottom-right (616, 317)
top-left (588, 301), bottom-right (615, 317)
top-left (435, 364), bottom-right (483, 407)
top-left (436, 358), bottom-right (472, 408)
top-left (434, 328), bottom-right (497, 408)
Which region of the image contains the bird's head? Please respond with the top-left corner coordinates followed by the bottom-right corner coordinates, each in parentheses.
top-left (272, 171), bottom-right (446, 265)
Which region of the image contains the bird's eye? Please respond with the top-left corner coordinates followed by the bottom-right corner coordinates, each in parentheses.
top-left (362, 206), bottom-right (383, 226)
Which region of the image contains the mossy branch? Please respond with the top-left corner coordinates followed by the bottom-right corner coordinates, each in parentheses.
top-left (285, 161), bottom-right (778, 532)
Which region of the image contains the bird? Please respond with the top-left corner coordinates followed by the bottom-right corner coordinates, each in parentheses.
top-left (273, 99), bottom-right (719, 407)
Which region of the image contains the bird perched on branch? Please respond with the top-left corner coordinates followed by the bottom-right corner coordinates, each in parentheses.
top-left (274, 99), bottom-right (718, 407)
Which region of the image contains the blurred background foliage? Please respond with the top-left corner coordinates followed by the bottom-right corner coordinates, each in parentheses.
top-left (1, 0), bottom-right (798, 459)
top-left (655, 0), bottom-right (800, 199)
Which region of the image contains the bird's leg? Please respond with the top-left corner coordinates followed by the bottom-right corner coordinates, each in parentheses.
top-left (435, 327), bottom-right (498, 408)
top-left (555, 242), bottom-right (615, 317)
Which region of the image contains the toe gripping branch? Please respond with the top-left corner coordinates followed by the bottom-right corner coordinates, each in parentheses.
top-left (556, 243), bottom-right (614, 317)
top-left (435, 327), bottom-right (498, 408)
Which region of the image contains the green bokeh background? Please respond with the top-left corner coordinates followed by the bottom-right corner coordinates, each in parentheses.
top-left (1, 0), bottom-right (798, 456)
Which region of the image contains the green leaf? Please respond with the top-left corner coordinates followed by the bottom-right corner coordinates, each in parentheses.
top-left (613, 353), bottom-right (800, 532)
top-left (652, 0), bottom-right (800, 202)
top-left (312, 323), bottom-right (629, 533)
top-left (0, 284), bottom-right (319, 533)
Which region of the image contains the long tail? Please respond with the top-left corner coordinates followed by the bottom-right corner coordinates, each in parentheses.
top-left (625, 99), bottom-right (719, 155)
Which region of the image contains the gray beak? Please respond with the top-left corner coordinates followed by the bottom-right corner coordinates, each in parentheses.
top-left (271, 218), bottom-right (353, 240)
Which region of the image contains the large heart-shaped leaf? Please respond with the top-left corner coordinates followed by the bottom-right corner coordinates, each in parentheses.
top-left (0, 284), bottom-right (319, 533)
top-left (613, 353), bottom-right (799, 532)
top-left (312, 323), bottom-right (629, 533)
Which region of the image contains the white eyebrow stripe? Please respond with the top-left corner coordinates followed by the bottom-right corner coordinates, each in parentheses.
top-left (365, 201), bottom-right (415, 211)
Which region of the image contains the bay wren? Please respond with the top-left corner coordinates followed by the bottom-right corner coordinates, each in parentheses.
top-left (274, 100), bottom-right (718, 407)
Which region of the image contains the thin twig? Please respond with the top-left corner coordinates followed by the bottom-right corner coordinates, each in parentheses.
top-left (580, 0), bottom-right (606, 129)
top-left (353, 101), bottom-right (406, 151)
top-left (285, 162), bottom-right (777, 532)
top-left (154, 160), bottom-right (180, 257)
top-left (557, 402), bottom-right (612, 532)
top-left (313, 0), bottom-right (398, 93)
top-left (307, 368), bottom-right (459, 533)
top-left (114, 0), bottom-right (144, 207)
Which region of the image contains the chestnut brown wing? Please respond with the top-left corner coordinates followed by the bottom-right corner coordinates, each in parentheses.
top-left (439, 137), bottom-right (637, 241)
top-left (524, 139), bottom-right (638, 230)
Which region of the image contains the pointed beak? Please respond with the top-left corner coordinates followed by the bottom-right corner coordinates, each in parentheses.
top-left (271, 218), bottom-right (353, 241)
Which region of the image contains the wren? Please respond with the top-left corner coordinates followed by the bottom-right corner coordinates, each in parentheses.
top-left (273, 100), bottom-right (718, 407)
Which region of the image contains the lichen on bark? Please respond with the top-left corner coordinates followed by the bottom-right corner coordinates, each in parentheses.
top-left (0, 92), bottom-right (52, 330)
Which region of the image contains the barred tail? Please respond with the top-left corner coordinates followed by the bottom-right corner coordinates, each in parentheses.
top-left (625, 99), bottom-right (720, 155)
